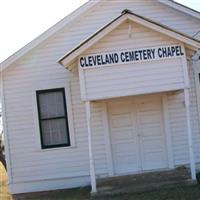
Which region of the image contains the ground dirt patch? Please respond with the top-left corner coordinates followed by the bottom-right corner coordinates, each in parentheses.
top-left (1, 163), bottom-right (200, 200)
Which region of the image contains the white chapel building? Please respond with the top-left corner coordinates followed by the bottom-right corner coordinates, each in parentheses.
top-left (1, 0), bottom-right (200, 194)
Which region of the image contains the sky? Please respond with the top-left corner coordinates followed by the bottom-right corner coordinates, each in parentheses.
top-left (0, 0), bottom-right (199, 63)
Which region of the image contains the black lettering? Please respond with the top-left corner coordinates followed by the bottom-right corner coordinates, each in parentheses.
top-left (135, 51), bottom-right (139, 61)
top-left (168, 47), bottom-right (172, 57)
top-left (105, 54), bottom-right (110, 64)
top-left (176, 46), bottom-right (180, 56)
top-left (129, 51), bottom-right (135, 61)
top-left (88, 56), bottom-right (93, 66)
top-left (176, 46), bottom-right (184, 56)
top-left (110, 54), bottom-right (116, 64)
top-left (158, 48), bottom-right (163, 58)
top-left (114, 53), bottom-right (119, 63)
top-left (92, 56), bottom-right (97, 66)
top-left (143, 49), bottom-right (147, 60)
top-left (80, 57), bottom-right (85, 67)
top-left (125, 52), bottom-right (129, 62)
top-left (162, 48), bottom-right (167, 58)
top-left (101, 55), bottom-right (106, 65)
top-left (180, 46), bottom-right (184, 56)
top-left (84, 57), bottom-right (89, 67)
top-left (171, 47), bottom-right (176, 56)
top-left (147, 49), bottom-right (152, 59)
top-left (151, 49), bottom-right (156, 59)
top-left (97, 55), bottom-right (101, 65)
top-left (138, 50), bottom-right (143, 60)
top-left (121, 52), bottom-right (125, 62)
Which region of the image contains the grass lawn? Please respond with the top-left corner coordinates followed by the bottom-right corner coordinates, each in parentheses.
top-left (0, 163), bottom-right (12, 200)
top-left (1, 163), bottom-right (200, 200)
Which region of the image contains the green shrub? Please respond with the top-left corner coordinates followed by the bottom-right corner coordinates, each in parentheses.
top-left (196, 172), bottom-right (200, 184)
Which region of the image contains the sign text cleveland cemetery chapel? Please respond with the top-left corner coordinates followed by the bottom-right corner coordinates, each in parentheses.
top-left (79, 45), bottom-right (184, 68)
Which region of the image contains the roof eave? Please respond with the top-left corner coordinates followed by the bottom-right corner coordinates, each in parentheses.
top-left (0, 0), bottom-right (101, 72)
top-left (159, 0), bottom-right (200, 20)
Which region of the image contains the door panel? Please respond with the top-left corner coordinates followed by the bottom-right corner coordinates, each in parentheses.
top-left (137, 98), bottom-right (168, 171)
top-left (109, 101), bottom-right (139, 174)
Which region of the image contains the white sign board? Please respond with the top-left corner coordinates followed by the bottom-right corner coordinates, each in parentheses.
top-left (79, 45), bottom-right (185, 69)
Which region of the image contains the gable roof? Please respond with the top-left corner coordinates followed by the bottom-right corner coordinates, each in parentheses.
top-left (1, 0), bottom-right (200, 72)
top-left (59, 9), bottom-right (200, 68)
top-left (158, 0), bottom-right (200, 20)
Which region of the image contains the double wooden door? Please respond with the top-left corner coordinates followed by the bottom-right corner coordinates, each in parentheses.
top-left (108, 96), bottom-right (168, 175)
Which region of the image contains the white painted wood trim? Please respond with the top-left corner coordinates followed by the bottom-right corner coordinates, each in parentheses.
top-left (81, 84), bottom-right (185, 102)
top-left (1, 70), bottom-right (13, 183)
top-left (181, 44), bottom-right (190, 88)
top-left (184, 88), bottom-right (196, 180)
top-left (162, 94), bottom-right (174, 169)
top-left (101, 103), bottom-right (114, 176)
top-left (78, 65), bottom-right (87, 101)
top-left (32, 79), bottom-right (75, 150)
top-left (13, 172), bottom-right (90, 184)
top-left (65, 82), bottom-right (76, 147)
top-left (10, 176), bottom-right (90, 195)
top-left (85, 101), bottom-right (97, 193)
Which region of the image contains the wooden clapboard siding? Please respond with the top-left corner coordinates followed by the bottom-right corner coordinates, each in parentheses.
top-left (96, 0), bottom-right (200, 37)
top-left (10, 176), bottom-right (90, 194)
top-left (166, 61), bottom-right (200, 166)
top-left (83, 21), bottom-right (185, 100)
top-left (85, 21), bottom-right (179, 55)
top-left (2, 0), bottom-right (200, 194)
top-left (3, 65), bottom-right (108, 184)
top-left (167, 92), bottom-right (189, 165)
top-left (188, 61), bottom-right (200, 163)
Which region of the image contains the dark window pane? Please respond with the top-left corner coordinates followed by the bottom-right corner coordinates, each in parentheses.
top-left (39, 91), bottom-right (65, 119)
top-left (41, 118), bottom-right (68, 146)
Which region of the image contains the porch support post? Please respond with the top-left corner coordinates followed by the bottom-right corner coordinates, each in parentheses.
top-left (184, 88), bottom-right (196, 180)
top-left (85, 101), bottom-right (97, 193)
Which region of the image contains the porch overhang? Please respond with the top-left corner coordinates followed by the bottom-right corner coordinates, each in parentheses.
top-left (58, 9), bottom-right (200, 102)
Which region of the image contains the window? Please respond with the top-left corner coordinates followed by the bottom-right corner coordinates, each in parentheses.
top-left (36, 88), bottom-right (70, 149)
top-left (199, 73), bottom-right (200, 84)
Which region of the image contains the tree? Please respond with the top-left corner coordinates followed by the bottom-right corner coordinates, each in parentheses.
top-left (0, 132), bottom-right (6, 170)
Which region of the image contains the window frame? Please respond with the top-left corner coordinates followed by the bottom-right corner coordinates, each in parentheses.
top-left (36, 88), bottom-right (71, 149)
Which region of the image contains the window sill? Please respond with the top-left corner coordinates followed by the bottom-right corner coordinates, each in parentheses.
top-left (36, 144), bottom-right (76, 152)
